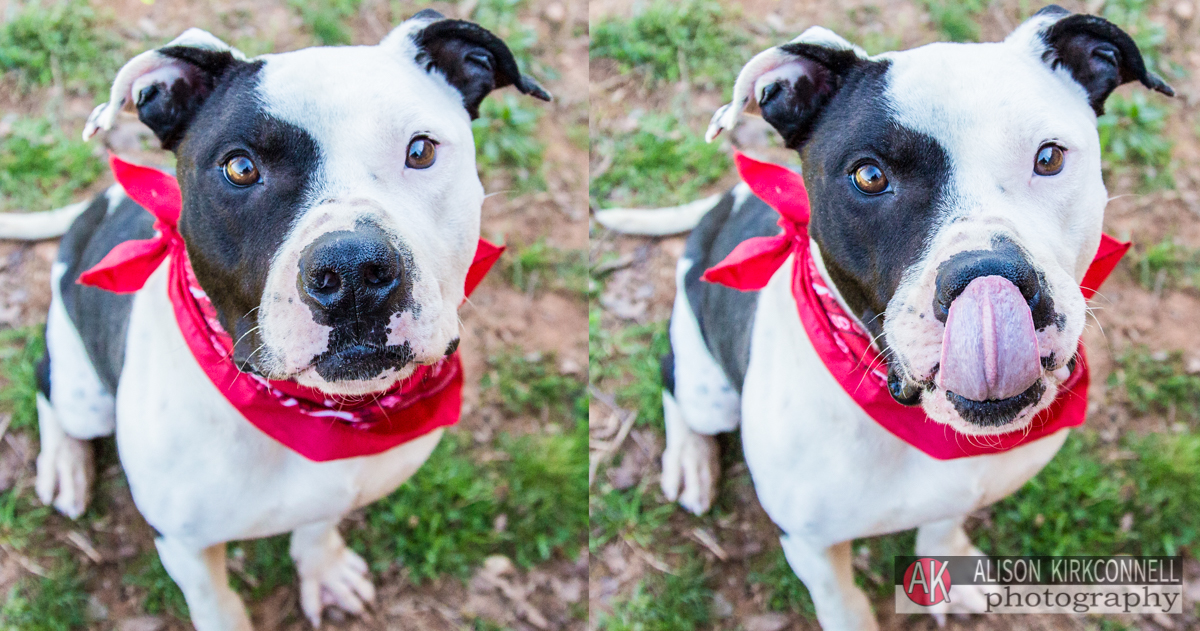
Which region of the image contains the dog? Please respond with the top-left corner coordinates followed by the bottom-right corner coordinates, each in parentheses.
top-left (0, 10), bottom-right (548, 630)
top-left (596, 6), bottom-right (1171, 629)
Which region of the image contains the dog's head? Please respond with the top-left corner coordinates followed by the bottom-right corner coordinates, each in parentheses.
top-left (708, 6), bottom-right (1172, 435)
top-left (85, 11), bottom-right (549, 396)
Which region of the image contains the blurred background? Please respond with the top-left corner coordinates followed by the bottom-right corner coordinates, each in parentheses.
top-left (588, 1), bottom-right (1200, 629)
top-left (0, 0), bottom-right (588, 629)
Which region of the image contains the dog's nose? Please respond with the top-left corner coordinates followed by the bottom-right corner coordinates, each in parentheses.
top-left (298, 227), bottom-right (403, 315)
top-left (932, 239), bottom-right (1045, 326)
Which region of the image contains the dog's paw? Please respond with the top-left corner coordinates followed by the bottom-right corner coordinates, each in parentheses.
top-left (298, 545), bottom-right (376, 627)
top-left (35, 435), bottom-right (93, 519)
top-left (660, 430), bottom-right (719, 515)
top-left (928, 582), bottom-right (992, 626)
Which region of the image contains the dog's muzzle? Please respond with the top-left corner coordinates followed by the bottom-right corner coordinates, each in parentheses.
top-left (297, 224), bottom-right (413, 381)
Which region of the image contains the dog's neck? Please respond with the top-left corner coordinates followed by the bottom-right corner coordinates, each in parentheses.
top-left (806, 239), bottom-right (882, 352)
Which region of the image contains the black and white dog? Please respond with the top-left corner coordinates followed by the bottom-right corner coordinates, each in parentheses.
top-left (597, 7), bottom-right (1170, 629)
top-left (0, 11), bottom-right (548, 630)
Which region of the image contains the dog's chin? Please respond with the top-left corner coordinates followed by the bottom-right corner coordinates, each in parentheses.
top-left (919, 376), bottom-right (1059, 436)
top-left (289, 344), bottom-right (421, 397)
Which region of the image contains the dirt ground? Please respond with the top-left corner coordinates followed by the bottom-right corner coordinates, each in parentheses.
top-left (589, 0), bottom-right (1200, 629)
top-left (0, 0), bottom-right (589, 629)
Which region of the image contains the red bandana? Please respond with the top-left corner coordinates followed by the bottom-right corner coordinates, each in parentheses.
top-left (78, 155), bottom-right (504, 462)
top-left (702, 152), bottom-right (1129, 460)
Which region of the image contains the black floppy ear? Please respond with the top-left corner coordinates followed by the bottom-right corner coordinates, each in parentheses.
top-left (706, 27), bottom-right (863, 149)
top-left (1026, 5), bottom-right (1173, 115)
top-left (403, 9), bottom-right (551, 119)
top-left (83, 28), bottom-right (246, 150)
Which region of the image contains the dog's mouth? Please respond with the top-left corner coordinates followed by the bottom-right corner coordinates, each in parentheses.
top-left (311, 342), bottom-right (415, 383)
top-left (889, 275), bottom-right (1070, 431)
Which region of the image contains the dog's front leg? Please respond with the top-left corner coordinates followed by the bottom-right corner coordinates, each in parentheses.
top-left (290, 519), bottom-right (376, 627)
top-left (155, 537), bottom-right (253, 631)
top-left (780, 535), bottom-right (877, 631)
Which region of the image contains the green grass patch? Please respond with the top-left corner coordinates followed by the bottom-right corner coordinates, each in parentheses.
top-left (473, 94), bottom-right (546, 191)
top-left (481, 348), bottom-right (585, 421)
top-left (0, 117), bottom-right (104, 213)
top-left (591, 114), bottom-right (730, 209)
top-left (228, 535), bottom-right (294, 601)
top-left (124, 552), bottom-right (188, 620)
top-left (288, 0), bottom-right (363, 46)
top-left (502, 241), bottom-right (588, 297)
top-left (590, 0), bottom-right (747, 89)
top-left (918, 0), bottom-right (985, 42)
top-left (748, 552), bottom-right (816, 617)
top-left (1127, 238), bottom-right (1200, 292)
top-left (597, 557), bottom-right (712, 630)
top-left (0, 0), bottom-right (122, 94)
top-left (588, 480), bottom-right (674, 553)
top-left (589, 311), bottom-right (669, 427)
top-left (1098, 92), bottom-right (1174, 191)
top-left (0, 559), bottom-right (88, 631)
top-left (0, 327), bottom-right (45, 433)
top-left (974, 430), bottom-right (1200, 556)
top-left (350, 419), bottom-right (587, 582)
top-left (1110, 347), bottom-right (1200, 423)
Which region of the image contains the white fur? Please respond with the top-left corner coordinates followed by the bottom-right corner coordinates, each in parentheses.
top-left (254, 41), bottom-right (482, 395)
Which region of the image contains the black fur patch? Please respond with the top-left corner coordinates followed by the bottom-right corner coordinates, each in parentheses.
top-left (683, 192), bottom-right (781, 391)
top-left (57, 194), bottom-right (157, 393)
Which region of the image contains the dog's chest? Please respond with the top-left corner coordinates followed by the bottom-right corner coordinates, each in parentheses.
top-left (738, 267), bottom-right (1068, 543)
top-left (111, 266), bottom-right (441, 543)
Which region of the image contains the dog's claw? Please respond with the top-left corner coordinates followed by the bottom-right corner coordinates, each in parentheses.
top-left (35, 433), bottom-right (93, 520)
top-left (660, 430), bottom-right (719, 515)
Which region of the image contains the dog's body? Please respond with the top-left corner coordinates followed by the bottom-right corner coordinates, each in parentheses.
top-left (2, 11), bottom-right (548, 630)
top-left (597, 6), bottom-right (1170, 629)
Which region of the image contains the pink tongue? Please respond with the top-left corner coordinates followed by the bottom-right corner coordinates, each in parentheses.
top-left (937, 276), bottom-right (1041, 402)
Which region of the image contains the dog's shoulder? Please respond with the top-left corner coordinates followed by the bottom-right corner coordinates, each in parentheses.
top-left (682, 186), bottom-right (780, 391)
top-left (57, 190), bottom-right (157, 393)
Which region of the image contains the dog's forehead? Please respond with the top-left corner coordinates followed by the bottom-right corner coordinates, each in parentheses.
top-left (878, 42), bottom-right (1096, 153)
top-left (254, 45), bottom-right (470, 138)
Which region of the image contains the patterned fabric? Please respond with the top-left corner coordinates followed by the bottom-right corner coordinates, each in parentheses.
top-left (702, 152), bottom-right (1130, 460)
top-left (78, 154), bottom-right (503, 461)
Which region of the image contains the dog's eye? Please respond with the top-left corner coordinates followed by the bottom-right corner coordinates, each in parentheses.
top-left (406, 137), bottom-right (437, 169)
top-left (851, 163), bottom-right (889, 195)
top-left (223, 155), bottom-right (259, 187)
top-left (1034, 143), bottom-right (1065, 176)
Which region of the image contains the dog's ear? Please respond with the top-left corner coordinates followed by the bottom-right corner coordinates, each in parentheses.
top-left (707, 27), bottom-right (864, 149)
top-left (84, 29), bottom-right (246, 150)
top-left (1009, 5), bottom-right (1173, 115)
top-left (384, 9), bottom-right (551, 119)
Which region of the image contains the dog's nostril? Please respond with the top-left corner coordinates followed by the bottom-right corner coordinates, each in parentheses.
top-left (316, 270), bottom-right (340, 293)
top-left (363, 264), bottom-right (392, 286)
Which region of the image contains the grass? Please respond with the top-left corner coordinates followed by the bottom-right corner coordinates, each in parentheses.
top-left (973, 430), bottom-right (1200, 557)
top-left (590, 0), bottom-right (748, 90)
top-left (918, 0), bottom-right (986, 42)
top-left (588, 311), bottom-right (669, 427)
top-left (591, 113), bottom-right (730, 209)
top-left (1128, 238), bottom-right (1200, 292)
top-left (473, 94), bottom-right (546, 192)
top-left (588, 480), bottom-right (674, 553)
top-left (0, 327), bottom-right (44, 432)
top-left (287, 0), bottom-right (363, 46)
top-left (1098, 91), bottom-right (1174, 191)
top-left (502, 241), bottom-right (588, 297)
top-left (596, 557), bottom-right (713, 630)
top-left (0, 116), bottom-right (104, 213)
top-left (0, 0), bottom-right (122, 94)
top-left (0, 560), bottom-right (88, 631)
top-left (1109, 347), bottom-right (1200, 423)
top-left (350, 420), bottom-right (587, 582)
top-left (482, 347), bottom-right (586, 421)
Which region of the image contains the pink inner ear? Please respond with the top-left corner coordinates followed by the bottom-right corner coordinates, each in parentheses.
top-left (130, 63), bottom-right (193, 104)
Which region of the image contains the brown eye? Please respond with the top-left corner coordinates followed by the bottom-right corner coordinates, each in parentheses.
top-left (223, 155), bottom-right (259, 186)
top-left (852, 163), bottom-right (889, 195)
top-left (406, 137), bottom-right (436, 169)
top-left (1034, 143), bottom-right (1065, 176)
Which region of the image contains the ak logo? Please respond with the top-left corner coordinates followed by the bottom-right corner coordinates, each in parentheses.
top-left (903, 558), bottom-right (952, 606)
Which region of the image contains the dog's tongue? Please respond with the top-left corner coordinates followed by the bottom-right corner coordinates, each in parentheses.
top-left (937, 276), bottom-right (1040, 402)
